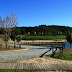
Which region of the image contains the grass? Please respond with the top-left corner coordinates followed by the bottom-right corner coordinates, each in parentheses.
top-left (47, 48), bottom-right (72, 60)
top-left (0, 34), bottom-right (66, 40)
top-left (22, 35), bottom-right (66, 40)
top-left (0, 70), bottom-right (71, 72)
top-left (0, 69), bottom-right (29, 72)
top-left (0, 69), bottom-right (50, 72)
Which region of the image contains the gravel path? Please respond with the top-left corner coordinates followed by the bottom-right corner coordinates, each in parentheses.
top-left (0, 44), bottom-right (52, 62)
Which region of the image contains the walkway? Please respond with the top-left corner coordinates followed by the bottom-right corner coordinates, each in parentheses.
top-left (0, 44), bottom-right (52, 62)
top-left (0, 63), bottom-right (72, 71)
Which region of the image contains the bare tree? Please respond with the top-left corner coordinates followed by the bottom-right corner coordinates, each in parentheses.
top-left (0, 13), bottom-right (18, 48)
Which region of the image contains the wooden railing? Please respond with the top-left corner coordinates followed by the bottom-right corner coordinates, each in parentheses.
top-left (41, 42), bottom-right (65, 58)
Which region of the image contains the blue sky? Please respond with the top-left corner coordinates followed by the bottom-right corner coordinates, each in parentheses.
top-left (0, 0), bottom-right (72, 27)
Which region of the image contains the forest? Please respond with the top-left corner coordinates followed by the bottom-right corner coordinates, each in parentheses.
top-left (0, 25), bottom-right (71, 36)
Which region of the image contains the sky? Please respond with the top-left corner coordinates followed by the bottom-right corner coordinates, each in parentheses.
top-left (0, 0), bottom-right (72, 27)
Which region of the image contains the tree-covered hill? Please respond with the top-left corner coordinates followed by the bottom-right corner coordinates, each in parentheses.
top-left (0, 25), bottom-right (71, 36)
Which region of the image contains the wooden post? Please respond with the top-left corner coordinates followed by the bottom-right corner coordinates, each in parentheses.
top-left (61, 42), bottom-right (64, 59)
top-left (52, 43), bottom-right (53, 54)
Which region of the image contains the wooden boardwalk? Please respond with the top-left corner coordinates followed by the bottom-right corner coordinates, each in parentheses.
top-left (0, 63), bottom-right (72, 71)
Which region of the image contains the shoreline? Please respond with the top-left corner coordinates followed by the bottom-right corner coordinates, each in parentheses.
top-left (8, 39), bottom-right (66, 44)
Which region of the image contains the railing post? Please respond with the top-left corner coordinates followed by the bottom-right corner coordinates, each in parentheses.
top-left (60, 42), bottom-right (64, 59)
top-left (52, 43), bottom-right (53, 54)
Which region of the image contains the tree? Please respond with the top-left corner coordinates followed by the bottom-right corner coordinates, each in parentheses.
top-left (0, 13), bottom-right (18, 48)
top-left (16, 35), bottom-right (21, 48)
top-left (28, 32), bottom-right (30, 36)
top-left (3, 35), bottom-right (9, 42)
top-left (10, 28), bottom-right (17, 48)
top-left (10, 27), bottom-right (21, 48)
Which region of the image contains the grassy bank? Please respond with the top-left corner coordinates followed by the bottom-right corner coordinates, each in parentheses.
top-left (0, 69), bottom-right (55, 72)
top-left (22, 35), bottom-right (66, 40)
top-left (0, 35), bottom-right (66, 40)
top-left (0, 69), bottom-right (36, 72)
top-left (0, 69), bottom-right (30, 72)
top-left (47, 48), bottom-right (72, 60)
top-left (0, 69), bottom-right (70, 72)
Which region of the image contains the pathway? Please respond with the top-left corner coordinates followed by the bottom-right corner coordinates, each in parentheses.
top-left (0, 44), bottom-right (52, 62)
top-left (0, 63), bottom-right (72, 71)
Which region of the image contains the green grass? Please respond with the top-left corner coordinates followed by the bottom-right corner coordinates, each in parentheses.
top-left (47, 48), bottom-right (72, 60)
top-left (0, 69), bottom-right (48, 72)
top-left (0, 35), bottom-right (66, 40)
top-left (63, 48), bottom-right (72, 60)
top-left (0, 69), bottom-right (28, 72)
top-left (22, 35), bottom-right (66, 40)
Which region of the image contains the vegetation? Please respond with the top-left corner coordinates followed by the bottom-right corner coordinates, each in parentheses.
top-left (0, 25), bottom-right (72, 36)
top-left (66, 29), bottom-right (72, 48)
top-left (0, 13), bottom-right (18, 48)
top-left (0, 69), bottom-right (49, 72)
top-left (22, 35), bottom-right (66, 40)
top-left (10, 28), bottom-right (17, 48)
top-left (16, 35), bottom-right (22, 48)
top-left (47, 48), bottom-right (72, 60)
top-left (0, 25), bottom-right (71, 41)
top-left (10, 27), bottom-right (21, 48)
top-left (3, 35), bottom-right (9, 41)
top-left (0, 69), bottom-right (29, 72)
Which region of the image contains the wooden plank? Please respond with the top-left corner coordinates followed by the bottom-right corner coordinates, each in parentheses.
top-left (23, 63), bottom-right (26, 69)
top-left (63, 64), bottom-right (72, 71)
top-left (0, 63), bottom-right (4, 69)
top-left (56, 64), bottom-right (67, 70)
top-left (4, 63), bottom-right (10, 69)
top-left (0, 63), bottom-right (72, 71)
top-left (11, 63), bottom-right (17, 69)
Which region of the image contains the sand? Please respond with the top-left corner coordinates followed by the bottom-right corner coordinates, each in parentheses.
top-left (17, 56), bottom-right (72, 64)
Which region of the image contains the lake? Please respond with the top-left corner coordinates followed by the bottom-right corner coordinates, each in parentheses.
top-left (65, 41), bottom-right (72, 49)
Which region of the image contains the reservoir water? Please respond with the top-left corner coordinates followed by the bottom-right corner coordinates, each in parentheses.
top-left (65, 41), bottom-right (72, 49)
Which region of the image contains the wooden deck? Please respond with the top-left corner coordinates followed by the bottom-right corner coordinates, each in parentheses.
top-left (0, 63), bottom-right (72, 71)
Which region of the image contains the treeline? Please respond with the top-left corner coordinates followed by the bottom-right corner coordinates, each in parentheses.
top-left (0, 25), bottom-right (71, 36)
